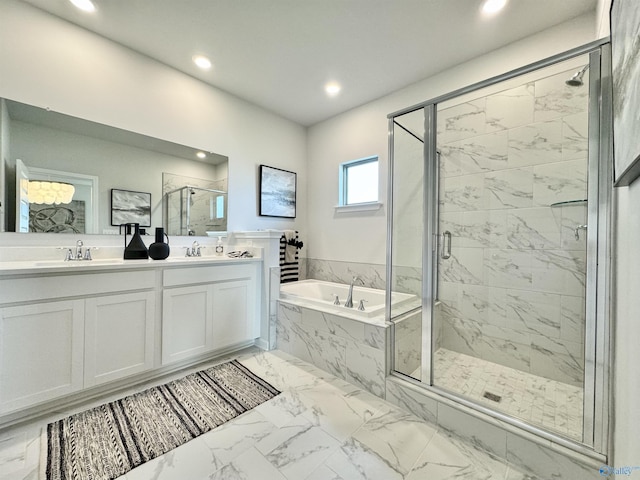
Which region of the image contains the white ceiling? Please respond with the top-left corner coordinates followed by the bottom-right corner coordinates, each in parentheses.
top-left (21, 0), bottom-right (597, 126)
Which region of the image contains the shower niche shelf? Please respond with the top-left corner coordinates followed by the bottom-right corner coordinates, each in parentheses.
top-left (550, 199), bottom-right (588, 207)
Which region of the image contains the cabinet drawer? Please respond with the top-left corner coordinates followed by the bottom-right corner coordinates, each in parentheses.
top-left (0, 270), bottom-right (156, 304)
top-left (163, 263), bottom-right (256, 287)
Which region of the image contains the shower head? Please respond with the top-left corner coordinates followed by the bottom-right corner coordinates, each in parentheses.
top-left (566, 64), bottom-right (589, 87)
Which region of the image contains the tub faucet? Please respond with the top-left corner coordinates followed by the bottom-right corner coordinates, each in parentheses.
top-left (345, 276), bottom-right (364, 308)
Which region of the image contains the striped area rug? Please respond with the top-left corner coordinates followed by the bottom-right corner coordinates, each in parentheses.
top-left (44, 360), bottom-right (280, 480)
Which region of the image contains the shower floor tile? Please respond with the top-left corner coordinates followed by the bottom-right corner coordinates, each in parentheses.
top-left (412, 348), bottom-right (583, 441)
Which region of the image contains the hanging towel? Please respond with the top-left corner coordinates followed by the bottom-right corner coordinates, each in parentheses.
top-left (284, 230), bottom-right (297, 263)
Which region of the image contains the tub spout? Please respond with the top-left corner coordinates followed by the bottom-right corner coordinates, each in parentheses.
top-left (345, 276), bottom-right (364, 308)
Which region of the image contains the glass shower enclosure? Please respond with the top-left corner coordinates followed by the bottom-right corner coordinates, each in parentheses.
top-left (387, 41), bottom-right (612, 455)
top-left (165, 185), bottom-right (227, 236)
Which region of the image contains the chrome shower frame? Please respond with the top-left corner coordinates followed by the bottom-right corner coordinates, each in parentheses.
top-left (386, 38), bottom-right (612, 459)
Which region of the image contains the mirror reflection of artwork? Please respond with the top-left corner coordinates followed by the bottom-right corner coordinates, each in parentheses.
top-left (29, 200), bottom-right (86, 233)
top-left (111, 189), bottom-right (152, 226)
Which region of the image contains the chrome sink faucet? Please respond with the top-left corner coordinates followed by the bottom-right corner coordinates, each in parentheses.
top-left (75, 240), bottom-right (83, 260)
top-left (63, 240), bottom-right (93, 261)
top-left (185, 241), bottom-right (202, 257)
top-left (344, 276), bottom-right (364, 308)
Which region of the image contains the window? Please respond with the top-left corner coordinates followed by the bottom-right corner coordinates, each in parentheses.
top-left (339, 156), bottom-right (379, 206)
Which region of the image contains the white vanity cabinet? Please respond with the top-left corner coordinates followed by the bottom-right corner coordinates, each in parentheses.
top-left (84, 291), bottom-right (156, 388)
top-left (0, 257), bottom-right (262, 422)
top-left (162, 285), bottom-right (213, 364)
top-left (211, 280), bottom-right (253, 350)
top-left (0, 270), bottom-right (157, 414)
top-left (0, 300), bottom-right (85, 413)
top-left (162, 263), bottom-right (259, 365)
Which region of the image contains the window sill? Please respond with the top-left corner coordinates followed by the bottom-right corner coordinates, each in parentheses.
top-left (334, 202), bottom-right (383, 213)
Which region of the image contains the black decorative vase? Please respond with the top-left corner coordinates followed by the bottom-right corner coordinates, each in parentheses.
top-left (122, 223), bottom-right (149, 260)
top-left (149, 227), bottom-right (170, 260)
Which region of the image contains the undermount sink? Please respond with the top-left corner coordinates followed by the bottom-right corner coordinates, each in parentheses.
top-left (30, 258), bottom-right (126, 267)
top-left (164, 256), bottom-right (217, 262)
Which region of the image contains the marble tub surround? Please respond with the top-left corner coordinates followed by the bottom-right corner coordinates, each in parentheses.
top-left (0, 348), bottom-right (542, 480)
top-left (276, 302), bottom-right (388, 397)
top-left (434, 66), bottom-right (588, 387)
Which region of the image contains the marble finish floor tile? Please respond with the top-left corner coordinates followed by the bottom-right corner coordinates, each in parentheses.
top-left (418, 348), bottom-right (583, 441)
top-left (1, 348), bottom-right (538, 480)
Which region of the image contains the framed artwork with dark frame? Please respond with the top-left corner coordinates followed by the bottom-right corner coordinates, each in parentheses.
top-left (110, 188), bottom-right (152, 226)
top-left (611, 0), bottom-right (640, 186)
top-left (259, 165), bottom-right (297, 218)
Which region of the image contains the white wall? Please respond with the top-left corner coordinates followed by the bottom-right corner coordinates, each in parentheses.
top-left (613, 186), bottom-right (640, 466)
top-left (602, 0), bottom-right (639, 466)
top-left (597, 0), bottom-right (612, 38)
top-left (610, 0), bottom-right (640, 461)
top-left (0, 100), bottom-right (8, 231)
top-left (0, 0), bottom-right (307, 236)
top-left (306, 12), bottom-right (598, 265)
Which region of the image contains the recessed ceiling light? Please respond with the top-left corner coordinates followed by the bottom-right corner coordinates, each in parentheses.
top-left (196, 151), bottom-right (207, 159)
top-left (69, 0), bottom-right (96, 12)
top-left (481, 0), bottom-right (507, 15)
top-left (192, 55), bottom-right (212, 70)
top-left (325, 82), bottom-right (341, 97)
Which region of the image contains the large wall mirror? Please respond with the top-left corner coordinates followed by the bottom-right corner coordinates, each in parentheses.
top-left (0, 98), bottom-right (228, 236)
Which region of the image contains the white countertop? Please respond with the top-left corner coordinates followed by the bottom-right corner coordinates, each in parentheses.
top-left (0, 254), bottom-right (261, 276)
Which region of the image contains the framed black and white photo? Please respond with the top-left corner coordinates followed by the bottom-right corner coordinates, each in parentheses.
top-left (611, 0), bottom-right (640, 185)
top-left (259, 165), bottom-right (297, 218)
top-left (111, 189), bottom-right (152, 226)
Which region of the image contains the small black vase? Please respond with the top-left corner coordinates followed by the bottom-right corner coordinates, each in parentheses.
top-left (123, 223), bottom-right (149, 260)
top-left (149, 227), bottom-right (170, 260)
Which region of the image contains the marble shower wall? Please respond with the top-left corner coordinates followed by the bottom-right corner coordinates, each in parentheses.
top-left (306, 258), bottom-right (386, 290)
top-left (307, 258), bottom-right (423, 296)
top-left (435, 68), bottom-right (589, 386)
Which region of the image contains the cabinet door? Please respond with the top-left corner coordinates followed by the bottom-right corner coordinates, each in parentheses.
top-left (211, 279), bottom-right (257, 350)
top-left (0, 300), bottom-right (84, 413)
top-left (162, 285), bottom-right (213, 365)
top-left (84, 292), bottom-right (156, 388)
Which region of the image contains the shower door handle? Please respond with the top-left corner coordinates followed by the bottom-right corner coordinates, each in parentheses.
top-left (441, 231), bottom-right (452, 259)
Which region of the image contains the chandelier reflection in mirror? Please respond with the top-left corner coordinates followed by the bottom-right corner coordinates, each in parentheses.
top-left (28, 181), bottom-right (75, 205)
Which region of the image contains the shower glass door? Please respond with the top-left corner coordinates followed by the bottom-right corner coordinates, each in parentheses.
top-left (432, 54), bottom-right (590, 442)
top-left (389, 43), bottom-right (611, 452)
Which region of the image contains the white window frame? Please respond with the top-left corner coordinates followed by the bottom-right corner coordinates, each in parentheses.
top-left (336, 156), bottom-right (382, 212)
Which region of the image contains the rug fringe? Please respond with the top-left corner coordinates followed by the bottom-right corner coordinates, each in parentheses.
top-left (39, 426), bottom-right (47, 480)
